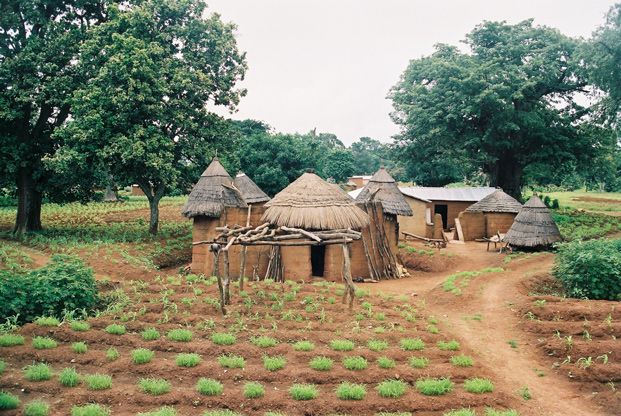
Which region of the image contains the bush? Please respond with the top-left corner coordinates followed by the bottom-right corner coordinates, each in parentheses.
top-left (293, 340), bottom-right (314, 351)
top-left (289, 384), bottom-right (318, 400)
top-left (343, 356), bottom-right (368, 370)
top-left (104, 324), bottom-right (126, 335)
top-left (409, 356), bottom-right (429, 369)
top-left (0, 391), bottom-right (20, 410)
top-left (71, 404), bottom-right (110, 416)
top-left (72, 342), bottom-right (88, 354)
top-left (105, 347), bottom-right (119, 361)
top-left (138, 378), bottom-right (170, 395)
top-left (335, 382), bottom-right (366, 400)
top-left (217, 354), bottom-right (245, 368)
top-left (24, 400), bottom-right (49, 416)
top-left (251, 335), bottom-right (278, 348)
top-left (176, 353), bottom-right (201, 367)
top-left (0, 255), bottom-right (98, 324)
top-left (59, 368), bottom-right (80, 387)
top-left (35, 316), bottom-right (60, 327)
top-left (554, 239), bottom-right (621, 300)
top-left (32, 336), bottom-right (57, 350)
top-left (167, 329), bottom-right (193, 342)
top-left (196, 378), bottom-right (223, 396)
top-left (438, 340), bottom-right (460, 351)
top-left (84, 374), bottom-right (112, 390)
top-left (400, 338), bottom-right (425, 351)
top-left (141, 328), bottom-right (160, 341)
top-left (211, 332), bottom-right (236, 345)
top-left (450, 355), bottom-right (474, 367)
top-left (329, 339), bottom-right (354, 351)
top-left (132, 348), bottom-right (155, 364)
top-left (70, 321), bottom-right (90, 332)
top-left (367, 339), bottom-right (388, 352)
top-left (263, 355), bottom-right (286, 371)
top-left (0, 333), bottom-right (24, 347)
top-left (309, 356), bottom-right (333, 371)
top-left (463, 378), bottom-right (494, 394)
top-left (243, 382), bottom-right (265, 398)
top-left (415, 377), bottom-right (453, 396)
top-left (376, 379), bottom-right (407, 398)
top-left (377, 356), bottom-right (396, 369)
top-left (24, 363), bottom-right (52, 381)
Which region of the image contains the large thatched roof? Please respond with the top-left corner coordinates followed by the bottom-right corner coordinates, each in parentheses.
top-left (465, 189), bottom-right (522, 214)
top-left (355, 168), bottom-right (413, 216)
top-left (234, 172), bottom-right (270, 204)
top-left (262, 172), bottom-right (370, 230)
top-left (182, 158), bottom-right (247, 218)
top-left (504, 196), bottom-right (562, 247)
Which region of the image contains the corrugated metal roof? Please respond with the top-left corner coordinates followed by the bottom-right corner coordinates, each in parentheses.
top-left (348, 186), bottom-right (496, 203)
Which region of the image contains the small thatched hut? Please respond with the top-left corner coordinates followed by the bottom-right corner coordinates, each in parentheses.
top-left (234, 172), bottom-right (270, 205)
top-left (504, 196), bottom-right (562, 248)
top-left (457, 190), bottom-right (522, 240)
top-left (355, 167), bottom-right (412, 249)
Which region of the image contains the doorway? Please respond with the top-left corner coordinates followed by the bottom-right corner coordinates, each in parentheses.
top-left (311, 245), bottom-right (326, 277)
top-left (434, 204), bottom-right (448, 229)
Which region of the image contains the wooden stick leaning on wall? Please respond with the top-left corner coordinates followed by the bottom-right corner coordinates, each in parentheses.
top-left (341, 243), bottom-right (355, 309)
top-left (239, 205), bottom-right (252, 291)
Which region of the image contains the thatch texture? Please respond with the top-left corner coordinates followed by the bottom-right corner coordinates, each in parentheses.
top-left (262, 172), bottom-right (370, 230)
top-left (234, 172), bottom-right (270, 204)
top-left (182, 158), bottom-right (247, 218)
top-left (355, 168), bottom-right (413, 216)
top-left (466, 190), bottom-right (522, 213)
top-left (504, 196), bottom-right (562, 247)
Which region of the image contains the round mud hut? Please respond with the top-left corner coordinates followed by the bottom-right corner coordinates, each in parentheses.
top-left (457, 189), bottom-right (522, 240)
top-left (234, 172), bottom-right (270, 205)
top-left (503, 196), bottom-right (562, 249)
top-left (261, 172), bottom-right (370, 280)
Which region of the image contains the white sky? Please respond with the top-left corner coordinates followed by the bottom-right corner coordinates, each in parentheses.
top-left (207, 0), bottom-right (616, 145)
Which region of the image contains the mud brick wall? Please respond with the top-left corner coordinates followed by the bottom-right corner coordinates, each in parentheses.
top-left (398, 197), bottom-right (428, 238)
top-left (281, 246), bottom-right (312, 280)
top-left (458, 211), bottom-right (486, 241)
top-left (485, 213), bottom-right (516, 237)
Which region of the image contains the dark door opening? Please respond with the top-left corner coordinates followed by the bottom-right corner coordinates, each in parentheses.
top-left (434, 204), bottom-right (448, 230)
top-left (311, 245), bottom-right (326, 277)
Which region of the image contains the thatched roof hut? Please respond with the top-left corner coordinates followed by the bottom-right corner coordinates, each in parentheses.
top-left (465, 189), bottom-right (522, 214)
top-left (234, 172), bottom-right (270, 204)
top-left (355, 168), bottom-right (413, 216)
top-left (182, 158), bottom-right (247, 218)
top-left (262, 172), bottom-right (370, 230)
top-left (504, 196), bottom-right (561, 248)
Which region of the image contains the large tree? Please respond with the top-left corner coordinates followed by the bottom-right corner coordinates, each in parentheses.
top-left (54, 0), bottom-right (247, 234)
top-left (0, 0), bottom-right (108, 234)
top-left (390, 20), bottom-right (599, 198)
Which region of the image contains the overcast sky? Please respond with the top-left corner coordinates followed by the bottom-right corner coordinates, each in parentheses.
top-left (207, 0), bottom-right (616, 145)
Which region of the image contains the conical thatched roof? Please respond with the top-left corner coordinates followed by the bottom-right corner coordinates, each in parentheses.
top-left (182, 158), bottom-right (247, 218)
top-left (466, 189), bottom-right (522, 213)
top-left (504, 196), bottom-right (562, 247)
top-left (355, 168), bottom-right (413, 216)
top-left (234, 172), bottom-right (270, 204)
top-left (262, 172), bottom-right (370, 230)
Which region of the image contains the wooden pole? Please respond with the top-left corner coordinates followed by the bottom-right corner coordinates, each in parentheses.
top-left (222, 249), bottom-right (231, 305)
top-left (239, 205), bottom-right (252, 291)
top-left (341, 243), bottom-right (356, 310)
top-left (211, 248), bottom-right (226, 316)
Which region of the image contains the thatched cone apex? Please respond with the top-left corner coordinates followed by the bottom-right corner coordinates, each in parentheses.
top-left (504, 196), bottom-right (561, 248)
top-left (355, 168), bottom-right (413, 216)
top-left (182, 158), bottom-right (247, 218)
top-left (234, 172), bottom-right (270, 204)
top-left (466, 189), bottom-right (522, 213)
top-left (262, 172), bottom-right (370, 230)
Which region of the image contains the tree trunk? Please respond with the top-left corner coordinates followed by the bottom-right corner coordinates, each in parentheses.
top-left (139, 182), bottom-right (165, 235)
top-left (13, 168), bottom-right (43, 235)
top-left (489, 156), bottom-right (523, 200)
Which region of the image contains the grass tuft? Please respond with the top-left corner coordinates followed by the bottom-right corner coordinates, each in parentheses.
top-left (293, 340), bottom-right (314, 351)
top-left (376, 379), bottom-right (407, 398)
top-left (70, 321), bottom-right (90, 332)
top-left (131, 348), bottom-right (155, 364)
top-left (409, 356), bottom-right (429, 369)
top-left (415, 377), bottom-right (453, 396)
top-left (84, 374), bottom-right (112, 390)
top-left (343, 356), bottom-right (368, 370)
top-left (137, 407), bottom-right (177, 416)
top-left (377, 356), bottom-right (396, 369)
top-left (176, 353), bottom-right (201, 367)
top-left (367, 339), bottom-right (388, 352)
top-left (309, 356), bottom-right (333, 371)
top-left (35, 316), bottom-right (60, 327)
top-left (59, 367), bottom-right (80, 387)
top-left (450, 355), bottom-right (473, 367)
top-left (138, 378), bottom-right (171, 395)
top-left (251, 335), bottom-right (278, 348)
top-left (443, 410), bottom-right (476, 416)
top-left (0, 391), bottom-right (20, 410)
top-left (438, 340), bottom-right (460, 351)
top-left (0, 333), bottom-right (24, 347)
top-left (24, 400), bottom-right (50, 416)
top-left (105, 347), bottom-right (119, 361)
top-left (400, 338), bottom-right (425, 351)
top-left (104, 324), bottom-right (126, 335)
top-left (289, 384), bottom-right (318, 400)
top-left (32, 336), bottom-right (57, 350)
top-left (263, 355), bottom-right (286, 371)
top-left (196, 378), bottom-right (223, 396)
top-left (211, 332), bottom-right (236, 345)
top-left (217, 354), bottom-right (245, 369)
top-left (24, 363), bottom-right (52, 381)
top-left (71, 404), bottom-right (110, 416)
top-left (72, 342), bottom-right (88, 354)
top-left (167, 329), bottom-right (192, 342)
top-left (463, 378), bottom-right (494, 394)
top-left (141, 327), bottom-right (160, 341)
top-left (335, 382), bottom-right (366, 400)
top-left (329, 339), bottom-right (355, 351)
top-left (243, 381), bottom-right (265, 398)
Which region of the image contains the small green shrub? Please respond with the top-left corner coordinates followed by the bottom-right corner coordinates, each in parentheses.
top-left (251, 335), bottom-right (277, 348)
top-left (32, 336), bottom-right (57, 349)
top-left (263, 355), bottom-right (286, 371)
top-left (335, 382), bottom-right (366, 400)
top-left (71, 404), bottom-right (110, 416)
top-left (132, 348), bottom-right (154, 364)
top-left (293, 340), bottom-right (314, 351)
top-left (450, 355), bottom-right (474, 367)
top-left (84, 374), bottom-right (112, 390)
top-left (72, 342), bottom-right (88, 354)
top-left (343, 356), bottom-right (368, 370)
top-left (24, 400), bottom-right (49, 416)
top-left (376, 379), bottom-right (407, 398)
top-left (24, 363), bottom-right (52, 381)
top-left (415, 377), bottom-right (453, 396)
top-left (176, 353), bottom-right (201, 367)
top-left (104, 324), bottom-right (126, 335)
top-left (138, 378), bottom-right (170, 395)
top-left (70, 321), bottom-right (90, 332)
top-left (0, 333), bottom-right (24, 347)
top-left (554, 239), bottom-right (621, 300)
top-left (377, 356), bottom-right (396, 369)
top-left (367, 339), bottom-right (388, 352)
top-left (400, 338), bottom-right (425, 351)
top-left (211, 332), bottom-right (236, 345)
top-left (59, 367), bottom-right (80, 387)
top-left (106, 347), bottom-right (119, 361)
top-left (289, 384), bottom-right (318, 400)
top-left (196, 378), bottom-right (223, 396)
top-left (141, 327), bottom-right (160, 341)
top-left (167, 328), bottom-right (193, 342)
top-left (217, 354), bottom-right (245, 368)
top-left (463, 378), bottom-right (494, 393)
top-left (35, 316), bottom-right (60, 327)
top-left (438, 340), bottom-right (460, 351)
top-left (244, 381), bottom-right (265, 398)
top-left (309, 356), bottom-right (333, 371)
top-left (0, 391), bottom-right (20, 410)
top-left (329, 339), bottom-right (354, 351)
top-left (409, 356), bottom-right (429, 369)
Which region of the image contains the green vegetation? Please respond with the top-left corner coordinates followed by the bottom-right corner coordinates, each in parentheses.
top-left (32, 336), bottom-right (57, 349)
top-left (35, 316), bottom-right (60, 327)
top-left (71, 404), bottom-right (110, 416)
top-left (377, 356), bottom-right (396, 369)
top-left (310, 356), bottom-right (334, 371)
top-left (329, 339), bottom-right (355, 351)
top-left (104, 324), bottom-right (126, 335)
top-left (553, 209), bottom-right (621, 241)
top-left (138, 378), bottom-right (171, 395)
top-left (293, 340), bottom-right (314, 351)
top-left (196, 378), bottom-right (223, 396)
top-left (263, 355), bottom-right (286, 371)
top-left (70, 321), bottom-right (90, 332)
top-left (409, 356), bottom-right (429, 369)
top-left (342, 356), bottom-right (368, 370)
top-left (289, 384), bottom-right (318, 400)
top-left (0, 391), bottom-right (20, 410)
top-left (106, 347), bottom-right (120, 361)
top-left (507, 340), bottom-right (518, 349)
top-left (0, 333), bottom-right (24, 347)
top-left (137, 407), bottom-right (177, 416)
top-left (217, 354), bottom-right (245, 369)
top-left (484, 409), bottom-right (519, 416)
top-left (72, 342), bottom-right (88, 354)
top-left (517, 386), bottom-right (532, 400)
top-left (59, 368), bottom-right (80, 387)
top-left (400, 338), bottom-right (425, 351)
top-left (24, 363), bottom-right (52, 381)
top-left (463, 378), bottom-right (494, 393)
top-left (415, 378), bottom-right (454, 396)
top-left (84, 374), bottom-right (112, 390)
top-left (203, 410), bottom-right (242, 416)
top-left (243, 382), bottom-right (265, 398)
top-left (438, 340), bottom-right (460, 351)
top-left (376, 379), bottom-right (407, 398)
top-left (176, 353), bottom-right (201, 367)
top-left (336, 382), bottom-right (366, 400)
top-left (443, 268), bottom-right (504, 295)
top-left (24, 400), bottom-right (49, 416)
top-left (211, 332), bottom-right (236, 345)
top-left (132, 348), bottom-right (155, 364)
top-left (450, 355), bottom-right (474, 367)
top-left (443, 410), bottom-right (475, 416)
top-left (251, 335), bottom-right (278, 348)
top-left (0, 360), bottom-right (5, 375)
top-left (142, 328), bottom-right (160, 341)
top-left (367, 339), bottom-right (388, 352)
top-left (167, 329), bottom-right (193, 342)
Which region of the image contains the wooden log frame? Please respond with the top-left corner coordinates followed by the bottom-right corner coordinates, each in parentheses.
top-left (197, 223), bottom-right (362, 315)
